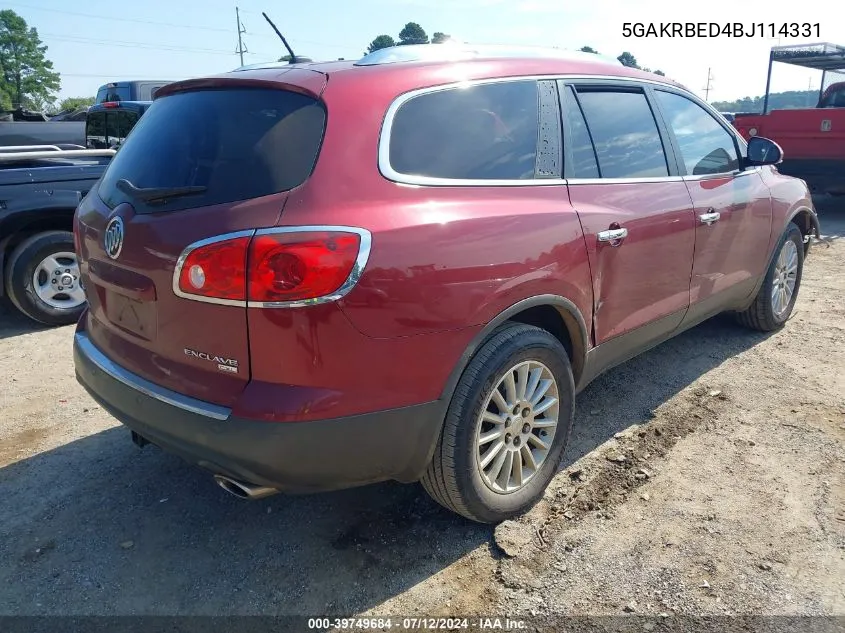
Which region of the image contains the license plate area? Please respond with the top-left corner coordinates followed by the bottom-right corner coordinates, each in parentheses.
top-left (104, 291), bottom-right (157, 341)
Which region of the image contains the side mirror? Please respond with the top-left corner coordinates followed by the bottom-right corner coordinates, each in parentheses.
top-left (746, 136), bottom-right (783, 166)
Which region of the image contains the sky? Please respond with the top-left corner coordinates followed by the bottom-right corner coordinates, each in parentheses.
top-left (10, 0), bottom-right (845, 105)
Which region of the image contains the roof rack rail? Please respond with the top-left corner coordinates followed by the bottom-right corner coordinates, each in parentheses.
top-left (355, 43), bottom-right (624, 67)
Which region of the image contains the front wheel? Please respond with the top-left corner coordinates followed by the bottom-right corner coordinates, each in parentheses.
top-left (422, 323), bottom-right (575, 523)
top-left (4, 231), bottom-right (86, 326)
top-left (736, 224), bottom-right (804, 332)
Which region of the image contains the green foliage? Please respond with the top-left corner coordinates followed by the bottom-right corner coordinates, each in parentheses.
top-left (654, 70), bottom-right (665, 76)
top-left (398, 22), bottom-right (428, 45)
top-left (579, 46), bottom-right (598, 54)
top-left (58, 96), bottom-right (94, 111)
top-left (366, 34), bottom-right (396, 54)
top-left (617, 51), bottom-right (639, 68)
top-left (278, 54), bottom-right (292, 62)
top-left (0, 10), bottom-right (60, 110)
top-left (432, 32), bottom-right (450, 44)
top-left (712, 90), bottom-right (821, 112)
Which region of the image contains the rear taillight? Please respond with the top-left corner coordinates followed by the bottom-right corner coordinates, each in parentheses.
top-left (177, 235), bottom-right (250, 302)
top-left (173, 227), bottom-right (370, 307)
top-left (249, 231), bottom-right (362, 304)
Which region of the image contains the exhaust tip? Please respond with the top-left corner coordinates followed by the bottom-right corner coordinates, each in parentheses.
top-left (213, 474), bottom-right (278, 500)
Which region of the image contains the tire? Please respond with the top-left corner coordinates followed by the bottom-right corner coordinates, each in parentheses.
top-left (736, 224), bottom-right (804, 332)
top-left (422, 322), bottom-right (575, 523)
top-left (4, 231), bottom-right (86, 326)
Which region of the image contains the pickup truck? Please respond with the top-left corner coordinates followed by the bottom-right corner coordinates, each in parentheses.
top-left (732, 43), bottom-right (845, 196)
top-left (0, 102), bottom-right (150, 325)
top-left (0, 107), bottom-right (86, 149)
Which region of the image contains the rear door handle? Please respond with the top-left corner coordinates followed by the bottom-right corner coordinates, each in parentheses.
top-left (597, 228), bottom-right (628, 243)
top-left (699, 211), bottom-right (721, 225)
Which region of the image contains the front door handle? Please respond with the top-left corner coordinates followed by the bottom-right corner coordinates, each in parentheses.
top-left (699, 210), bottom-right (721, 225)
top-left (597, 227), bottom-right (628, 244)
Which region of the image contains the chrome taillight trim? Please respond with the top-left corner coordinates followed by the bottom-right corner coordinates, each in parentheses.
top-left (171, 225), bottom-right (372, 309)
top-left (172, 229), bottom-right (256, 307)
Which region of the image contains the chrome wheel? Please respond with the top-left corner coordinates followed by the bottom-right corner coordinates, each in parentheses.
top-left (31, 251), bottom-right (85, 310)
top-left (475, 360), bottom-right (560, 494)
top-left (771, 239), bottom-right (798, 318)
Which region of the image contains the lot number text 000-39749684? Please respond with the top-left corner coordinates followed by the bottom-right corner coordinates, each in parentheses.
top-left (622, 23), bottom-right (820, 38)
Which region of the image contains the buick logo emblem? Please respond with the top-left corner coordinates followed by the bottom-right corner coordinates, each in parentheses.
top-left (104, 217), bottom-right (124, 260)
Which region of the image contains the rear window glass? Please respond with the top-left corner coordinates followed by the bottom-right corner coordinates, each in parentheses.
top-left (98, 88), bottom-right (326, 213)
top-left (96, 86), bottom-right (130, 104)
top-left (388, 80), bottom-right (539, 181)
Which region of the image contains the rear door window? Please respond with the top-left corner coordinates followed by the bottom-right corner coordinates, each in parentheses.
top-left (387, 80), bottom-right (540, 181)
top-left (575, 89), bottom-right (669, 178)
top-left (655, 90), bottom-right (739, 175)
top-left (561, 86), bottom-right (599, 178)
top-left (86, 111), bottom-right (107, 148)
top-left (97, 88), bottom-right (327, 213)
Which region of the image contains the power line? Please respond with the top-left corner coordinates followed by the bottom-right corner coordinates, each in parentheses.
top-left (9, 2), bottom-right (359, 51)
top-left (42, 32), bottom-right (254, 56)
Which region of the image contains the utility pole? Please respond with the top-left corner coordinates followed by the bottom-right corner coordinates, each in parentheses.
top-left (235, 6), bottom-right (248, 66)
top-left (703, 67), bottom-right (714, 101)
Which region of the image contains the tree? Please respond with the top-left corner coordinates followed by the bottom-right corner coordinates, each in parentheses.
top-left (0, 10), bottom-right (60, 110)
top-left (397, 22), bottom-right (428, 46)
top-left (579, 46), bottom-right (599, 54)
top-left (617, 51), bottom-right (640, 69)
top-left (58, 96), bottom-right (94, 111)
top-left (432, 32), bottom-right (450, 44)
top-left (367, 34), bottom-right (396, 54)
top-left (654, 70), bottom-right (665, 76)
top-left (278, 54), bottom-right (292, 62)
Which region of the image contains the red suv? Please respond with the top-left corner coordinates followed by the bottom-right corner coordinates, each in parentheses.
top-left (73, 45), bottom-right (821, 523)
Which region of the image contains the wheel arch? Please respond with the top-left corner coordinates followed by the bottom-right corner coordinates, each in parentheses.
top-left (439, 295), bottom-right (589, 404)
top-left (0, 208), bottom-right (77, 298)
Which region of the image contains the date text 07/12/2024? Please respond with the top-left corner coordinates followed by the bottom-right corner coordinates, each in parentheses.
top-left (622, 22), bottom-right (821, 38)
top-left (308, 617), bottom-right (527, 630)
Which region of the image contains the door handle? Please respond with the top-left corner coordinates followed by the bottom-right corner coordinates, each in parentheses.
top-left (699, 210), bottom-right (721, 225)
top-left (597, 227), bottom-right (628, 243)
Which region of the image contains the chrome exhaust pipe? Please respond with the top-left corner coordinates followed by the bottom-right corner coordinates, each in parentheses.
top-left (213, 474), bottom-right (278, 500)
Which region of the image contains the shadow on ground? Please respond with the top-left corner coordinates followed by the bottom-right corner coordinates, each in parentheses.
top-left (0, 311), bottom-right (774, 615)
top-left (0, 300), bottom-right (53, 341)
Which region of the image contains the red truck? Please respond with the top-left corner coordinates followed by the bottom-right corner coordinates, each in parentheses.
top-left (732, 43), bottom-right (845, 196)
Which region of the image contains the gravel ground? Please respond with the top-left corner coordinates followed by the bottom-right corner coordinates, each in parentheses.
top-left (1, 198), bottom-right (843, 621)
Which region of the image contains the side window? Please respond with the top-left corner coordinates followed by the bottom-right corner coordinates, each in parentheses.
top-left (107, 111), bottom-right (140, 148)
top-left (388, 80), bottom-right (540, 180)
top-left (655, 91), bottom-right (739, 175)
top-left (86, 112), bottom-right (107, 149)
top-left (575, 89), bottom-right (669, 178)
top-left (561, 86), bottom-right (599, 178)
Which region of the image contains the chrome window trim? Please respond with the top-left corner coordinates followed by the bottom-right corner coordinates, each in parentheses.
top-left (568, 175), bottom-right (685, 185)
top-left (379, 73), bottom-right (709, 188)
top-left (248, 225), bottom-right (373, 309)
top-left (172, 229), bottom-right (256, 308)
top-left (74, 332), bottom-right (232, 421)
top-left (171, 225), bottom-right (372, 310)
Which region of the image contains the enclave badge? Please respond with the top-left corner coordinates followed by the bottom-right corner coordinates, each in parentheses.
top-left (104, 216), bottom-right (124, 260)
top-left (184, 347), bottom-right (240, 374)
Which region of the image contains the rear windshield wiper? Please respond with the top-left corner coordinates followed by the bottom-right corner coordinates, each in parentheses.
top-left (116, 178), bottom-right (207, 204)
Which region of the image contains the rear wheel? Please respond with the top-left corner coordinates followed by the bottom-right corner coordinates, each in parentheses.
top-left (422, 323), bottom-right (575, 523)
top-left (736, 224), bottom-right (804, 332)
top-left (4, 231), bottom-right (86, 326)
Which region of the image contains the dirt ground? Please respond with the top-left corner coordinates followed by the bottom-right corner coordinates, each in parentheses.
top-left (1, 199), bottom-right (843, 623)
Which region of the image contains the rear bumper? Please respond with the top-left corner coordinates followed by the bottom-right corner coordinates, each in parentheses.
top-left (73, 332), bottom-right (445, 492)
